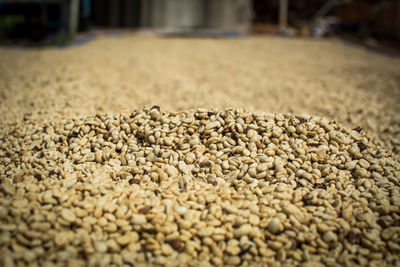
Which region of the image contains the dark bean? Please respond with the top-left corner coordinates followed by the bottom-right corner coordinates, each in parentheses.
top-left (129, 178), bottom-right (140, 185)
top-left (166, 239), bottom-right (184, 251)
top-left (138, 206), bottom-right (151, 214)
top-left (357, 142), bottom-right (367, 152)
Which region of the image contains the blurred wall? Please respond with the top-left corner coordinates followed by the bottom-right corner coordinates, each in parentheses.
top-left (91, 0), bottom-right (252, 35)
top-left (141, 0), bottom-right (252, 34)
top-left (91, 0), bottom-right (141, 27)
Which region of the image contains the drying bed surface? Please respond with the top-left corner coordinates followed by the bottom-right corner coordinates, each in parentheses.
top-left (0, 34), bottom-right (399, 154)
top-left (0, 108), bottom-right (399, 266)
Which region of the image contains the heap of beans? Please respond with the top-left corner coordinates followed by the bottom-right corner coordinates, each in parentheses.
top-left (0, 107), bottom-right (399, 266)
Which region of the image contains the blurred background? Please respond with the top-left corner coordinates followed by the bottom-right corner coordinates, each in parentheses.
top-left (0, 0), bottom-right (399, 51)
